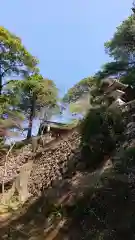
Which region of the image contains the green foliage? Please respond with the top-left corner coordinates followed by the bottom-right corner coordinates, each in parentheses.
top-left (94, 61), bottom-right (129, 80)
top-left (63, 77), bottom-right (95, 103)
top-left (0, 26), bottom-right (39, 137)
top-left (0, 80), bottom-right (25, 120)
top-left (100, 15), bottom-right (135, 87)
top-left (104, 15), bottom-right (135, 62)
top-left (17, 74), bottom-right (59, 138)
top-left (69, 93), bottom-right (90, 116)
top-left (121, 66), bottom-right (135, 86)
top-left (0, 27), bottom-right (59, 140)
top-left (94, 60), bottom-right (135, 87)
top-left (0, 117), bottom-right (22, 150)
top-left (19, 74), bottom-right (58, 114)
top-left (3, 74), bottom-right (59, 119)
top-left (114, 146), bottom-right (135, 174)
top-left (89, 85), bottom-right (105, 106)
top-left (69, 102), bottom-right (85, 115)
top-left (94, 17), bottom-right (135, 84)
top-left (80, 107), bottom-right (124, 169)
top-left (0, 26), bottom-right (38, 83)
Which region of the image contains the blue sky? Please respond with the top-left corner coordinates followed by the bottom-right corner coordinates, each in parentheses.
top-left (0, 0), bottom-right (133, 96)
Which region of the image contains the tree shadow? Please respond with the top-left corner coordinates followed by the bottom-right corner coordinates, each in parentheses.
top-left (0, 147), bottom-right (135, 240)
top-left (58, 179), bottom-right (135, 239)
top-left (0, 146), bottom-right (80, 239)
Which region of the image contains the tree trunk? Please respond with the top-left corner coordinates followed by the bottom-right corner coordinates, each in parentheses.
top-left (27, 93), bottom-right (36, 139)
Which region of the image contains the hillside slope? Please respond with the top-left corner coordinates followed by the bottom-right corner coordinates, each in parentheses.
top-left (1, 106), bottom-right (135, 239)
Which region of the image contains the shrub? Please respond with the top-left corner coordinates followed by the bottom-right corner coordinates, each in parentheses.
top-left (80, 106), bottom-right (124, 169)
top-left (114, 146), bottom-right (135, 174)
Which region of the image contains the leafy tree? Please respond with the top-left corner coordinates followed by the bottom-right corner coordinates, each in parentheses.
top-left (94, 60), bottom-right (135, 87)
top-left (0, 115), bottom-right (22, 150)
top-left (105, 15), bottom-right (135, 63)
top-left (94, 61), bottom-right (129, 80)
top-left (100, 14), bottom-right (135, 86)
top-left (39, 104), bottom-right (61, 123)
top-left (0, 26), bottom-right (38, 94)
top-left (63, 77), bottom-right (95, 103)
top-left (92, 12), bottom-right (135, 86)
top-left (0, 81), bottom-right (24, 148)
top-left (18, 74), bottom-right (58, 139)
top-left (0, 26), bottom-right (39, 136)
top-left (69, 93), bottom-right (90, 117)
top-left (0, 27), bottom-right (59, 140)
top-left (0, 118), bottom-right (21, 137)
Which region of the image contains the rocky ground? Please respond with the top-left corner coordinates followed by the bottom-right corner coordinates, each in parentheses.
top-left (29, 130), bottom-right (81, 195)
top-left (0, 122), bottom-right (79, 182)
top-left (0, 144), bottom-right (32, 187)
top-left (0, 129), bottom-right (81, 193)
top-left (1, 108), bottom-right (135, 239)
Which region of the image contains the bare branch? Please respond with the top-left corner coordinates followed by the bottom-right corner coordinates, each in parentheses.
top-left (1, 67), bottom-right (11, 77)
top-left (2, 142), bottom-right (15, 195)
top-left (2, 79), bottom-right (15, 88)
